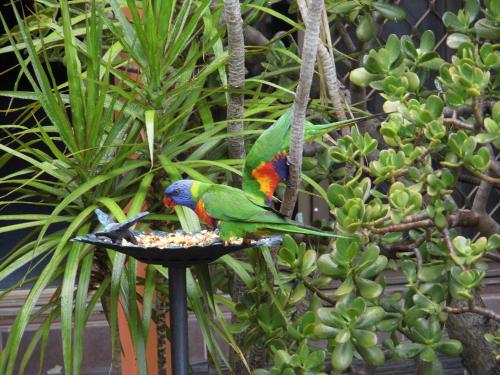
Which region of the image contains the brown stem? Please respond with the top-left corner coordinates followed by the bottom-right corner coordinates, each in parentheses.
top-left (468, 167), bottom-right (500, 185)
top-left (381, 241), bottom-right (420, 252)
top-left (414, 246), bottom-right (423, 275)
top-left (490, 161), bottom-right (500, 177)
top-left (380, 235), bottom-right (426, 253)
top-left (224, 0), bottom-right (246, 163)
top-left (400, 212), bottom-right (430, 224)
top-left (446, 289), bottom-right (500, 375)
top-left (443, 101), bottom-right (495, 118)
top-left (371, 210), bottom-right (479, 234)
top-left (350, 158), bottom-right (372, 174)
top-left (443, 227), bottom-right (467, 271)
top-left (335, 21), bottom-right (356, 52)
top-left (473, 178), bottom-right (493, 214)
top-left (473, 97), bottom-right (484, 132)
top-left (458, 173), bottom-right (482, 185)
top-left (475, 214), bottom-right (500, 237)
top-left (445, 304), bottom-right (500, 323)
top-left (447, 209), bottom-right (480, 227)
top-left (443, 117), bottom-right (475, 131)
top-left (302, 278), bottom-right (336, 305)
top-left (372, 219), bottom-right (434, 234)
top-left (470, 156), bottom-right (500, 237)
top-left (280, 0), bottom-right (324, 217)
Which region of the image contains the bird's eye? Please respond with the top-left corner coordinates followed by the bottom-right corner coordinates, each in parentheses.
top-left (172, 189), bottom-right (180, 196)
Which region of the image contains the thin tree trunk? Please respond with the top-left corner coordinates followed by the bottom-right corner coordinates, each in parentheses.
top-left (446, 290), bottom-right (500, 375)
top-left (280, 0), bottom-right (324, 217)
top-left (471, 145), bottom-right (500, 237)
top-left (223, 2), bottom-right (248, 372)
top-left (224, 0), bottom-right (246, 163)
top-left (317, 45), bottom-right (347, 122)
top-left (297, 0), bottom-right (348, 135)
top-left (446, 113), bottom-right (500, 374)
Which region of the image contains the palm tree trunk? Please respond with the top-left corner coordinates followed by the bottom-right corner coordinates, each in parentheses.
top-left (280, 0), bottom-right (324, 217)
top-left (224, 0), bottom-right (246, 163)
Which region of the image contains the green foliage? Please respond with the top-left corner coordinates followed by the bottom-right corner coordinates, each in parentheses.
top-left (442, 0), bottom-right (500, 46)
top-left (252, 344), bottom-right (327, 375)
top-left (0, 0), bottom-right (498, 374)
top-left (251, 1), bottom-right (498, 374)
top-left (0, 0), bottom-right (299, 373)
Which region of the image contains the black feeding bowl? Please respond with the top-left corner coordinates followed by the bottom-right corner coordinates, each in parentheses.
top-left (72, 209), bottom-right (282, 267)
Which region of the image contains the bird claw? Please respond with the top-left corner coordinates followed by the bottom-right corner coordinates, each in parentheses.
top-left (286, 156), bottom-right (294, 166)
top-left (243, 238), bottom-right (254, 246)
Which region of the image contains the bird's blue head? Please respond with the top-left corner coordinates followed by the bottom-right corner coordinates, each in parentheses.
top-left (163, 180), bottom-right (196, 209)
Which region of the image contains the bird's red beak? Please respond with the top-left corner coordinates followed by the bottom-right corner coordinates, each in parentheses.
top-left (163, 196), bottom-right (175, 208)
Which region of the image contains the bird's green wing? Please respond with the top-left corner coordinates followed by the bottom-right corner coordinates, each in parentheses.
top-left (201, 185), bottom-right (288, 224)
top-left (244, 109), bottom-right (292, 171)
top-left (242, 109), bottom-right (292, 204)
top-left (201, 185), bottom-right (341, 240)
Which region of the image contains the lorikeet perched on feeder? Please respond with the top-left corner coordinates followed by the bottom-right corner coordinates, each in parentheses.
top-left (163, 179), bottom-right (338, 240)
top-left (243, 109), bottom-right (378, 205)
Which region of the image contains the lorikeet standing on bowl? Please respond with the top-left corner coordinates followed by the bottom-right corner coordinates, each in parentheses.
top-left (163, 179), bottom-right (339, 240)
top-left (243, 109), bottom-right (379, 205)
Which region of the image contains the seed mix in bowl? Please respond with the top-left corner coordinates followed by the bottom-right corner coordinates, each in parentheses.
top-left (125, 230), bottom-right (248, 248)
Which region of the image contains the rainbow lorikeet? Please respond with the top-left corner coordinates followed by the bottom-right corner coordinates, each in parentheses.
top-left (163, 179), bottom-right (338, 240)
top-left (243, 109), bottom-right (378, 205)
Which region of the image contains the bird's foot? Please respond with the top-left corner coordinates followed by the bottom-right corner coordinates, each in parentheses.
top-left (243, 237), bottom-right (254, 246)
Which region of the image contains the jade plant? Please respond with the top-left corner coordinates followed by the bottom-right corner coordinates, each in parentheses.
top-left (249, 1), bottom-right (499, 374)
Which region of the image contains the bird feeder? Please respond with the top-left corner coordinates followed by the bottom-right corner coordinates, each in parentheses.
top-left (73, 209), bottom-right (281, 374)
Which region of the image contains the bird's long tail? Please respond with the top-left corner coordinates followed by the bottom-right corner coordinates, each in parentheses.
top-left (304, 113), bottom-right (387, 139)
top-left (264, 222), bottom-right (347, 238)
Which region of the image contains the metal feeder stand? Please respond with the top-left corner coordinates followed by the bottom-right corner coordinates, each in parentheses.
top-left (73, 209), bottom-right (281, 375)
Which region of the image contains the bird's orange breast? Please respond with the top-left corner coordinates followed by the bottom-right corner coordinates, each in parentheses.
top-left (251, 150), bottom-right (288, 204)
top-left (194, 200), bottom-right (216, 228)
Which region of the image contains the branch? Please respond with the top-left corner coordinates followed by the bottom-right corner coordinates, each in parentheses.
top-left (490, 160), bottom-right (500, 177)
top-left (468, 167), bottom-right (500, 185)
top-left (475, 214), bottom-right (500, 237)
top-left (445, 304), bottom-right (500, 323)
top-left (335, 21), bottom-right (356, 52)
top-left (400, 212), bottom-right (430, 224)
top-left (443, 227), bottom-right (467, 271)
top-left (414, 245), bottom-right (423, 278)
top-left (302, 278), bottom-right (336, 305)
top-left (224, 0), bottom-right (246, 162)
top-left (443, 117), bottom-right (474, 131)
top-left (458, 173), bottom-right (482, 185)
top-left (317, 45), bottom-right (349, 128)
top-left (473, 97), bottom-right (484, 132)
top-left (470, 145), bottom-right (500, 236)
top-left (280, 0), bottom-right (324, 217)
top-left (443, 101), bottom-right (495, 118)
top-left (380, 235), bottom-right (426, 253)
top-left (447, 209), bottom-right (480, 227)
top-left (472, 177), bottom-right (492, 214)
top-left (371, 219), bottom-right (434, 234)
top-left (371, 209), bottom-right (479, 234)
